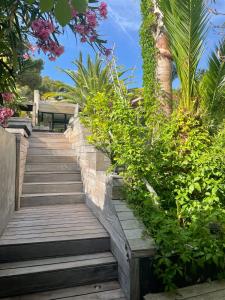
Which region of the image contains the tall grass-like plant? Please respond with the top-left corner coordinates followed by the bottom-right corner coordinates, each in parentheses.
top-left (160, 0), bottom-right (209, 111)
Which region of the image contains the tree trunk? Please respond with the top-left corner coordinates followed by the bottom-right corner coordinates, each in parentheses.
top-left (152, 0), bottom-right (173, 116)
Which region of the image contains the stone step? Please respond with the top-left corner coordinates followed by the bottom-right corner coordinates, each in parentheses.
top-left (21, 192), bottom-right (85, 207)
top-left (25, 163), bottom-right (79, 172)
top-left (28, 148), bottom-right (75, 155)
top-left (0, 252), bottom-right (117, 297)
top-left (24, 172), bottom-right (81, 183)
top-left (0, 281), bottom-right (126, 300)
top-left (26, 155), bottom-right (77, 163)
top-left (22, 182), bottom-right (83, 194)
top-left (29, 142), bottom-right (72, 149)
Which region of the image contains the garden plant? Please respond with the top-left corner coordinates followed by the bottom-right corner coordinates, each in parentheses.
top-left (1, 0), bottom-right (225, 293)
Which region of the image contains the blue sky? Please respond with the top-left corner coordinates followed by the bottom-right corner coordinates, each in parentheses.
top-left (39, 0), bottom-right (225, 88)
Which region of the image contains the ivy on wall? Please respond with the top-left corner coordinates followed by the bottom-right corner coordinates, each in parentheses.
top-left (139, 0), bottom-right (157, 116)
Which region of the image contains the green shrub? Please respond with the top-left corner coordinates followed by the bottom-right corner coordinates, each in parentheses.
top-left (81, 90), bottom-right (225, 290)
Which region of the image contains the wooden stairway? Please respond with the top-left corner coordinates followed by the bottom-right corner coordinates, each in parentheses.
top-left (0, 132), bottom-right (126, 299)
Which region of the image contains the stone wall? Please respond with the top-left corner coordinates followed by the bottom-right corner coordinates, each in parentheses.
top-left (0, 128), bottom-right (16, 236)
top-left (65, 111), bottom-right (155, 300)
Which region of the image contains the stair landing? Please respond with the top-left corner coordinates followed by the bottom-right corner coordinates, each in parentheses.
top-left (0, 204), bottom-right (110, 262)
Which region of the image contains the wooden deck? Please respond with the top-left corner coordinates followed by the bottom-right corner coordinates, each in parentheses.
top-left (144, 280), bottom-right (225, 300)
top-left (0, 204), bottom-right (110, 262)
top-left (0, 132), bottom-right (126, 299)
top-left (2, 281), bottom-right (126, 299)
top-left (0, 204), bottom-right (108, 243)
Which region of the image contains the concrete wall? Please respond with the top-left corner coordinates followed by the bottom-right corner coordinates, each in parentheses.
top-left (0, 128), bottom-right (16, 236)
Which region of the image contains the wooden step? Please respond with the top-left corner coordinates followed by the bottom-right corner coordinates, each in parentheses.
top-left (21, 192), bottom-right (85, 207)
top-left (23, 172), bottom-right (81, 183)
top-left (0, 281), bottom-right (126, 299)
top-left (31, 133), bottom-right (66, 138)
top-left (25, 163), bottom-right (79, 172)
top-left (29, 142), bottom-right (72, 149)
top-left (0, 205), bottom-right (110, 262)
top-left (26, 155), bottom-right (77, 163)
top-left (22, 182), bottom-right (83, 194)
top-left (29, 137), bottom-right (67, 143)
top-left (0, 252), bottom-right (117, 297)
top-left (28, 148), bottom-right (75, 155)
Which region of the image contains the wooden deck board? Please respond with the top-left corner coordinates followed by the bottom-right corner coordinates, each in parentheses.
top-left (0, 204), bottom-right (109, 246)
top-left (0, 252), bottom-right (115, 275)
top-left (144, 280), bottom-right (225, 300)
top-left (1, 281), bottom-right (126, 300)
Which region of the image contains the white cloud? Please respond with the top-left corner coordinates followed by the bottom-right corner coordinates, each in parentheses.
top-left (106, 0), bottom-right (141, 39)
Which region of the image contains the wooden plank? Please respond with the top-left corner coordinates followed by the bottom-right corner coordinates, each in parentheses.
top-left (3, 224), bottom-right (104, 236)
top-left (5, 217), bottom-right (97, 228)
top-left (0, 237), bottom-right (110, 263)
top-left (14, 203), bottom-right (88, 213)
top-left (68, 289), bottom-right (125, 299)
top-left (1, 281), bottom-right (121, 300)
top-left (144, 280), bottom-right (225, 300)
top-left (0, 232), bottom-right (109, 245)
top-left (117, 212), bottom-right (135, 221)
top-left (0, 228), bottom-right (107, 242)
top-left (120, 219), bottom-right (143, 230)
top-left (21, 193), bottom-right (85, 207)
top-left (0, 259), bottom-right (117, 297)
top-left (5, 218), bottom-right (98, 229)
top-left (4, 220), bottom-right (100, 233)
top-left (0, 252), bottom-right (113, 271)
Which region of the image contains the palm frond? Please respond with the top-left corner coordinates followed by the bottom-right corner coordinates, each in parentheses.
top-left (200, 41), bottom-right (225, 123)
top-left (160, 0), bottom-right (209, 111)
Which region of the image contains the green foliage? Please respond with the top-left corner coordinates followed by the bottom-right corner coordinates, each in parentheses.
top-left (81, 84), bottom-right (225, 290)
top-left (160, 0), bottom-right (209, 111)
top-left (58, 53), bottom-right (119, 107)
top-left (16, 59), bottom-right (44, 91)
top-left (140, 0), bottom-right (157, 118)
top-left (200, 41), bottom-right (225, 125)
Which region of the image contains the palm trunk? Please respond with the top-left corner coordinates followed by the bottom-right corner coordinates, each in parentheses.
top-left (152, 0), bottom-right (173, 116)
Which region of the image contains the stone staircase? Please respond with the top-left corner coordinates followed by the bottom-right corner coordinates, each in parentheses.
top-left (0, 132), bottom-right (126, 299)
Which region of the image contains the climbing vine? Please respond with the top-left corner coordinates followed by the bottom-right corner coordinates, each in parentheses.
top-left (139, 0), bottom-right (157, 118)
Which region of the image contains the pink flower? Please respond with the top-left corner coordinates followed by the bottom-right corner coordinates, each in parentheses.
top-left (89, 35), bottom-right (97, 43)
top-left (99, 2), bottom-right (108, 18)
top-left (105, 48), bottom-right (111, 57)
top-left (81, 36), bottom-right (87, 43)
top-left (31, 19), bottom-right (55, 41)
top-left (74, 24), bottom-right (86, 34)
top-left (28, 44), bottom-right (37, 53)
top-left (1, 93), bottom-right (13, 102)
top-left (86, 11), bottom-right (97, 28)
top-left (49, 56), bottom-right (56, 61)
top-left (48, 41), bottom-right (64, 57)
top-left (23, 53), bottom-right (30, 60)
top-left (0, 107), bottom-right (14, 126)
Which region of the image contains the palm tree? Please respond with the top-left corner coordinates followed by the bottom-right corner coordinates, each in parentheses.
top-left (200, 41), bottom-right (225, 123)
top-left (44, 53), bottom-right (113, 107)
top-left (152, 0), bottom-right (173, 116)
top-left (160, 0), bottom-right (209, 112)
